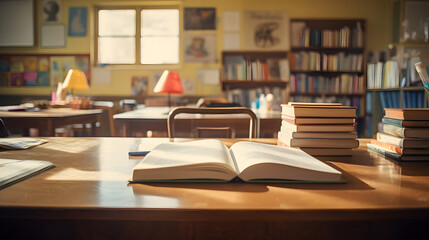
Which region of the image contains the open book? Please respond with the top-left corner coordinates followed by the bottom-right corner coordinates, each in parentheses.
top-left (131, 139), bottom-right (343, 183)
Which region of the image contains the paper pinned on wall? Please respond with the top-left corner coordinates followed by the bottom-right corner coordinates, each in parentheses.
top-left (182, 78), bottom-right (196, 94)
top-left (223, 11), bottom-right (240, 32)
top-left (197, 69), bottom-right (220, 85)
top-left (92, 67), bottom-right (111, 85)
top-left (223, 32), bottom-right (240, 50)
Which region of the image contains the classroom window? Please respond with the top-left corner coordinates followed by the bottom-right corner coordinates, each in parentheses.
top-left (96, 7), bottom-right (179, 65)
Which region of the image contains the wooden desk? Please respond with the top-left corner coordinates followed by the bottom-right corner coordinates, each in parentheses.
top-left (114, 106), bottom-right (281, 137)
top-left (0, 108), bottom-right (102, 136)
top-left (0, 138), bottom-right (428, 239)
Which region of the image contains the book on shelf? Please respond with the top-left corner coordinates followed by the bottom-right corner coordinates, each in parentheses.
top-left (277, 140), bottom-right (353, 156)
top-left (384, 108), bottom-right (429, 121)
top-left (281, 121), bottom-right (355, 133)
top-left (281, 115), bottom-right (356, 125)
top-left (382, 117), bottom-right (429, 128)
top-left (376, 132), bottom-right (429, 148)
top-left (281, 104), bottom-right (357, 118)
top-left (382, 124), bottom-right (429, 138)
top-left (369, 139), bottom-right (429, 155)
top-left (0, 159), bottom-right (54, 189)
top-left (278, 131), bottom-right (359, 148)
top-left (367, 143), bottom-right (429, 161)
top-left (130, 139), bottom-right (343, 183)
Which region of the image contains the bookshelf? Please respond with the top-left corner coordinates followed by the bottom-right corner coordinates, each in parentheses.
top-left (289, 19), bottom-right (367, 136)
top-left (366, 43), bottom-right (429, 137)
top-left (221, 51), bottom-right (289, 110)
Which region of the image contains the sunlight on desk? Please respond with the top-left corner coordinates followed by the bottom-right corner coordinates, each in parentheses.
top-left (46, 168), bottom-right (129, 181)
top-left (39, 137), bottom-right (98, 154)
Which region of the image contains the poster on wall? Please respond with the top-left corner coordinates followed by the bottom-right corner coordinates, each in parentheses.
top-left (184, 8), bottom-right (216, 30)
top-left (131, 76), bottom-right (148, 97)
top-left (244, 11), bottom-right (289, 50)
top-left (68, 7), bottom-right (87, 37)
top-left (42, 0), bottom-right (62, 22)
top-left (184, 33), bottom-right (216, 63)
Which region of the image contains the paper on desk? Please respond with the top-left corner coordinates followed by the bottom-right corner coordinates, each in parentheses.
top-left (0, 138), bottom-right (48, 150)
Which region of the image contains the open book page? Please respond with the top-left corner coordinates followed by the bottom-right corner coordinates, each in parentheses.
top-left (132, 139), bottom-right (237, 181)
top-left (230, 142), bottom-right (342, 182)
top-left (0, 138), bottom-right (48, 150)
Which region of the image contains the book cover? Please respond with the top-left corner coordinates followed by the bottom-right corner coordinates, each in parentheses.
top-left (367, 144), bottom-right (429, 161)
top-left (384, 108), bottom-right (429, 120)
top-left (382, 117), bottom-right (429, 127)
top-left (281, 115), bottom-right (356, 125)
top-left (376, 132), bottom-right (429, 148)
top-left (281, 121), bottom-right (355, 133)
top-left (278, 131), bottom-right (359, 148)
top-left (382, 123), bottom-right (429, 138)
top-left (281, 104), bottom-right (357, 118)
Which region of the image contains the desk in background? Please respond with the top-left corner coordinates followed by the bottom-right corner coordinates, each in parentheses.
top-left (0, 108), bottom-right (102, 136)
top-left (0, 137), bottom-right (428, 239)
top-left (114, 106), bottom-right (282, 137)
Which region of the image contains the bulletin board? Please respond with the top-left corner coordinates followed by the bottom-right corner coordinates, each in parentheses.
top-left (0, 54), bottom-right (90, 87)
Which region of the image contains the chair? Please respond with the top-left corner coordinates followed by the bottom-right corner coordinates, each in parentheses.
top-left (92, 101), bottom-right (116, 136)
top-left (167, 107), bottom-right (259, 140)
top-left (0, 118), bottom-right (9, 137)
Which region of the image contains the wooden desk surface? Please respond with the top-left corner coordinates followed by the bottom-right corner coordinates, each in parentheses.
top-left (0, 108), bottom-right (102, 136)
top-left (0, 137), bottom-right (428, 239)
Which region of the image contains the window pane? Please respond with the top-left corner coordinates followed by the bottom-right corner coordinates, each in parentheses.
top-left (99, 37), bottom-right (135, 64)
top-left (99, 10), bottom-right (136, 36)
top-left (141, 37), bottom-right (179, 64)
top-left (141, 9), bottom-right (179, 36)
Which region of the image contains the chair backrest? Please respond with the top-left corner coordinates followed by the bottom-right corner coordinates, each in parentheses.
top-left (167, 107), bottom-right (259, 140)
top-left (0, 118), bottom-right (9, 138)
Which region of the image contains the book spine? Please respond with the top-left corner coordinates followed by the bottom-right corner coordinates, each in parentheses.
top-left (370, 139), bottom-right (403, 154)
top-left (376, 133), bottom-right (403, 148)
top-left (367, 143), bottom-right (401, 160)
top-left (382, 124), bottom-right (405, 138)
top-left (382, 117), bottom-right (403, 127)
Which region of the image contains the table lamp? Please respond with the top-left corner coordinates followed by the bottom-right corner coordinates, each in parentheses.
top-left (62, 69), bottom-right (89, 97)
top-left (153, 70), bottom-right (183, 107)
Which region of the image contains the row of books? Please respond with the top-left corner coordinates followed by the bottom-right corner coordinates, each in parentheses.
top-left (290, 74), bottom-right (364, 94)
top-left (290, 22), bottom-right (364, 48)
top-left (289, 95), bottom-right (364, 118)
top-left (223, 56), bottom-right (289, 81)
top-left (277, 102), bottom-right (359, 156)
top-left (226, 87), bottom-right (283, 111)
top-left (378, 90), bottom-right (426, 109)
top-left (367, 108), bottom-right (429, 161)
top-left (290, 52), bottom-right (363, 72)
top-left (367, 61), bottom-right (399, 89)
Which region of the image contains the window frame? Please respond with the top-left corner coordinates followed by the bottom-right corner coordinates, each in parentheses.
top-left (94, 5), bottom-right (180, 67)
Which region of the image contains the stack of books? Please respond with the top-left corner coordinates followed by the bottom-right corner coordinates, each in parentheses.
top-left (367, 108), bottom-right (429, 161)
top-left (277, 102), bottom-right (359, 156)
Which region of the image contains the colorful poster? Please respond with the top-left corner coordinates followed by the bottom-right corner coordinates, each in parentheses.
top-left (37, 72), bottom-right (50, 86)
top-left (38, 56), bottom-right (50, 72)
top-left (23, 57), bottom-right (37, 72)
top-left (10, 57), bottom-right (24, 72)
top-left (50, 56), bottom-right (75, 86)
top-left (0, 72), bottom-right (10, 86)
top-left (11, 73), bottom-right (24, 86)
top-left (75, 55), bottom-right (90, 81)
top-left (131, 76), bottom-right (148, 96)
top-left (184, 33), bottom-right (216, 63)
top-left (184, 8), bottom-right (216, 30)
top-left (68, 7), bottom-right (87, 37)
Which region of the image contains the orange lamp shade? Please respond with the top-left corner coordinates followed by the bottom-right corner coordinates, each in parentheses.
top-left (62, 69), bottom-right (89, 91)
top-left (153, 70), bottom-right (183, 94)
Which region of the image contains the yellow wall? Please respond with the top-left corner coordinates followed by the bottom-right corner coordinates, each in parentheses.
top-left (0, 0), bottom-right (395, 98)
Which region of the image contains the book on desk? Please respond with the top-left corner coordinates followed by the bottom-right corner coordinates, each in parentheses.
top-left (130, 139), bottom-right (344, 183)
